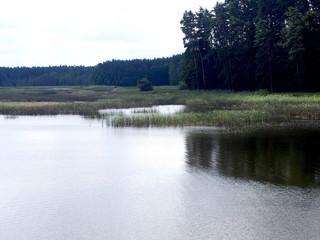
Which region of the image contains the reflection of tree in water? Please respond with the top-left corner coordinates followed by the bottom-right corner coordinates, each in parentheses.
top-left (185, 129), bottom-right (320, 187)
top-left (185, 133), bottom-right (217, 169)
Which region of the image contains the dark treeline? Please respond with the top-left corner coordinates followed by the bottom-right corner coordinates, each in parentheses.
top-left (0, 66), bottom-right (94, 86)
top-left (0, 56), bottom-right (183, 87)
top-left (180, 0), bottom-right (320, 91)
top-left (92, 56), bottom-right (182, 86)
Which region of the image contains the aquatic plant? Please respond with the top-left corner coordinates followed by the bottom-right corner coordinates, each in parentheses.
top-left (0, 86), bottom-right (319, 127)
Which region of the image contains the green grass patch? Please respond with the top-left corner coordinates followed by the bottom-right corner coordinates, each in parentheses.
top-left (0, 86), bottom-right (319, 127)
top-left (107, 110), bottom-right (284, 128)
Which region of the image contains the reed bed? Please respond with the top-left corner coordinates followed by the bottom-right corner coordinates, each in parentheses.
top-left (0, 86), bottom-right (319, 127)
top-left (107, 109), bottom-right (300, 128)
top-left (0, 102), bottom-right (100, 116)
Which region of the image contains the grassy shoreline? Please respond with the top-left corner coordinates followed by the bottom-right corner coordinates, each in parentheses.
top-left (0, 85), bottom-right (320, 127)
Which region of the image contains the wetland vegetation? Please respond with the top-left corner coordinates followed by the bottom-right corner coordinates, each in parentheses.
top-left (0, 85), bottom-right (319, 128)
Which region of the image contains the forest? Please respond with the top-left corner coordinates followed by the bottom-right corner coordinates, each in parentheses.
top-left (0, 0), bottom-right (319, 92)
top-left (0, 55), bottom-right (182, 86)
top-left (0, 56), bottom-right (182, 87)
top-left (92, 55), bottom-right (182, 86)
top-left (0, 66), bottom-right (94, 86)
top-left (180, 0), bottom-right (320, 91)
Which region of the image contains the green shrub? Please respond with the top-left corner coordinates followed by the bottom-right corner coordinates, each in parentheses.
top-left (256, 89), bottom-right (270, 96)
top-left (137, 78), bottom-right (153, 91)
top-left (179, 81), bottom-right (189, 90)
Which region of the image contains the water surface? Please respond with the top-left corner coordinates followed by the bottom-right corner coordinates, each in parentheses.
top-left (99, 104), bottom-right (186, 115)
top-left (0, 115), bottom-right (319, 240)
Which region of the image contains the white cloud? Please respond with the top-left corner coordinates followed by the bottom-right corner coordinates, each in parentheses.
top-left (0, 0), bottom-right (217, 66)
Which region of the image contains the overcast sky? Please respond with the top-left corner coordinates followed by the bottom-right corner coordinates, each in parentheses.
top-left (0, 0), bottom-right (217, 67)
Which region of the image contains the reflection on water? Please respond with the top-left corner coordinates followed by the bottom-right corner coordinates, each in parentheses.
top-left (1, 115), bottom-right (320, 240)
top-left (99, 105), bottom-right (186, 116)
top-left (185, 127), bottom-right (320, 187)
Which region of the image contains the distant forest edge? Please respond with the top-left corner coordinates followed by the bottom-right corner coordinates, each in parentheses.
top-left (0, 0), bottom-right (320, 92)
top-left (0, 55), bottom-right (182, 87)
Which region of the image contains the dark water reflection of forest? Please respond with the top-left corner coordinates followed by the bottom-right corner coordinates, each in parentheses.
top-left (185, 126), bottom-right (320, 187)
top-left (1, 116), bottom-right (320, 239)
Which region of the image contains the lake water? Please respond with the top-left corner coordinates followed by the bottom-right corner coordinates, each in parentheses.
top-left (0, 115), bottom-right (320, 240)
top-left (99, 105), bottom-right (186, 116)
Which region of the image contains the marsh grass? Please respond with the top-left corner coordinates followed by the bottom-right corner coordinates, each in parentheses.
top-left (107, 110), bottom-right (285, 127)
top-left (0, 86), bottom-right (319, 127)
top-left (132, 108), bottom-right (159, 114)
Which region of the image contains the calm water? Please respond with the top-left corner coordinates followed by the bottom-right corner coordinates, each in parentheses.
top-left (0, 115), bottom-right (320, 240)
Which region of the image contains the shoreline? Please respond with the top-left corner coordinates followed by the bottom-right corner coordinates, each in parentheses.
top-left (0, 85), bottom-right (319, 127)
